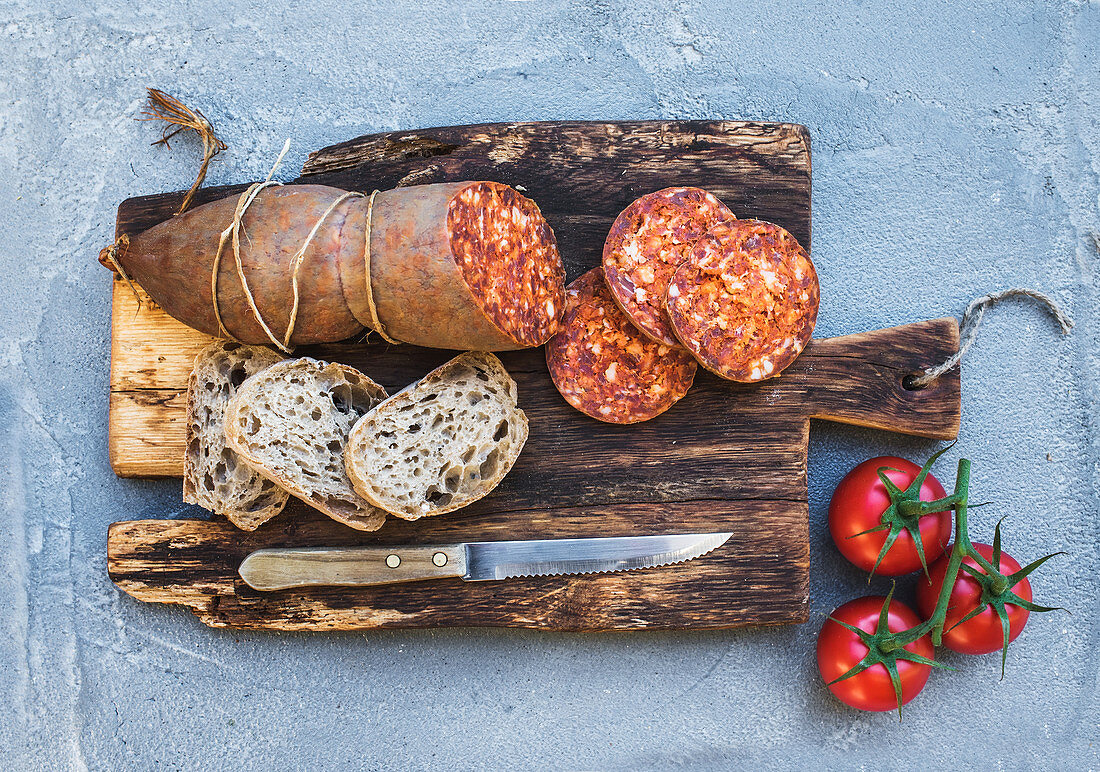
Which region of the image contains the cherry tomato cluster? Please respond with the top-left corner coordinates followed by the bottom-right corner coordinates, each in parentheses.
top-left (817, 450), bottom-right (1061, 715)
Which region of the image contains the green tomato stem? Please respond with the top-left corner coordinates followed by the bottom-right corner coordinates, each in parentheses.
top-left (894, 458), bottom-right (971, 647)
top-left (895, 493), bottom-right (956, 519)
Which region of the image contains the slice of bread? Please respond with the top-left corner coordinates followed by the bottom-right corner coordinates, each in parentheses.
top-left (183, 341), bottom-right (289, 531)
top-left (224, 357), bottom-right (390, 531)
top-left (345, 351), bottom-right (528, 520)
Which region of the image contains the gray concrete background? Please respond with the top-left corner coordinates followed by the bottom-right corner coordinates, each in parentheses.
top-left (1, 1), bottom-right (1097, 769)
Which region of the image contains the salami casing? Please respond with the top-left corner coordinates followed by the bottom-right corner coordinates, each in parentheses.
top-left (666, 219), bottom-right (819, 382)
top-left (367, 182), bottom-right (564, 350)
top-left (602, 187), bottom-right (734, 347)
top-left (546, 268), bottom-right (697, 424)
top-left (107, 182), bottom-right (565, 351)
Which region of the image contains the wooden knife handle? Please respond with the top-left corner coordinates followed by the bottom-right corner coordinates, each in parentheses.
top-left (238, 545), bottom-right (468, 591)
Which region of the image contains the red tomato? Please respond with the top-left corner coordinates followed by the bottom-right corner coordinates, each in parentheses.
top-left (829, 456), bottom-right (952, 576)
top-left (817, 596), bottom-right (935, 712)
top-left (916, 543), bottom-right (1032, 655)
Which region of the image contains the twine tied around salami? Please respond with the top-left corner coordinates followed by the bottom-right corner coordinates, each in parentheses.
top-left (100, 88), bottom-right (224, 310)
top-left (102, 89), bottom-right (568, 353)
top-left (207, 140), bottom-right (399, 353)
top-left (359, 190), bottom-right (399, 345)
top-left (101, 233), bottom-right (138, 303)
top-left (101, 89), bottom-right (569, 352)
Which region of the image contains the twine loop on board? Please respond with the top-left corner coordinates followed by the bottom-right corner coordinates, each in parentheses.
top-left (908, 288), bottom-right (1074, 389)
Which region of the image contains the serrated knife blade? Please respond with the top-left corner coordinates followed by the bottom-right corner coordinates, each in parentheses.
top-left (463, 531), bottom-right (732, 580)
top-left (238, 532), bottom-right (733, 591)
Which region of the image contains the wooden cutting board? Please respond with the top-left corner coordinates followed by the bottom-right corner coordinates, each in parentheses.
top-left (105, 120), bottom-right (961, 631)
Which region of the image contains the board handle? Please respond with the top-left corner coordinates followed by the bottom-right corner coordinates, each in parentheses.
top-left (238, 545), bottom-right (468, 591)
top-left (797, 318), bottom-right (961, 440)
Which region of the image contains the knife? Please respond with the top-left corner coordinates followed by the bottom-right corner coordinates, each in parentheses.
top-left (238, 531), bottom-right (732, 591)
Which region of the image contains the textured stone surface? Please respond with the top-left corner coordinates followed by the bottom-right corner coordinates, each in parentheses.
top-left (1, 0), bottom-right (1097, 768)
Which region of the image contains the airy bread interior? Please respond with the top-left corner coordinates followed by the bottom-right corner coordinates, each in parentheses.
top-left (224, 357), bottom-right (390, 531)
top-left (345, 351), bottom-right (528, 520)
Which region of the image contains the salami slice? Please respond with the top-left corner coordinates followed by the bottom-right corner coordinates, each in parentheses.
top-left (666, 219), bottom-right (819, 383)
top-left (546, 268), bottom-right (697, 424)
top-left (446, 182), bottom-right (565, 347)
top-left (602, 187), bottom-right (735, 347)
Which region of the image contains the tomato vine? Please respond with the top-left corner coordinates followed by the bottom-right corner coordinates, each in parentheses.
top-left (821, 455), bottom-right (1063, 716)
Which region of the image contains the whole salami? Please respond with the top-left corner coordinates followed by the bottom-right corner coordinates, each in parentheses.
top-left (666, 219), bottom-right (819, 382)
top-left (546, 268), bottom-right (697, 424)
top-left (104, 181), bottom-right (565, 351)
top-left (602, 187), bottom-right (735, 347)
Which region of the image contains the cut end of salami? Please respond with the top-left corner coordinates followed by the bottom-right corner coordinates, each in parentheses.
top-left (602, 187), bottom-right (735, 347)
top-left (448, 182), bottom-right (566, 347)
top-left (667, 219), bottom-right (819, 383)
top-left (546, 268), bottom-right (697, 424)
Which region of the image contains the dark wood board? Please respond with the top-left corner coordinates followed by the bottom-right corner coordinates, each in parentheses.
top-left (104, 120), bottom-right (962, 631)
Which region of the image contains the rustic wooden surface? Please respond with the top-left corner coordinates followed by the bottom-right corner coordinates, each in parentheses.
top-left (105, 120), bottom-right (962, 631)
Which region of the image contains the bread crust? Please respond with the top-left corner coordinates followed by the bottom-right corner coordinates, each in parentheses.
top-left (183, 341), bottom-right (288, 530)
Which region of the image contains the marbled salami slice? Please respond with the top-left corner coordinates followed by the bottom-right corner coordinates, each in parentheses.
top-left (602, 187), bottom-right (735, 346)
top-left (447, 182), bottom-right (565, 347)
top-left (546, 268), bottom-right (697, 424)
top-left (666, 219), bottom-right (818, 382)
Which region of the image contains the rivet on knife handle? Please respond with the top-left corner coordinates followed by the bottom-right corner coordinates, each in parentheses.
top-left (238, 545), bottom-right (467, 591)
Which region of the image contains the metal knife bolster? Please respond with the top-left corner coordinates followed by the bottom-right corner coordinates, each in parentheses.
top-left (238, 532), bottom-right (733, 591)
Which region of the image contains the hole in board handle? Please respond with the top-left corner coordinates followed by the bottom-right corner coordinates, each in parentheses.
top-left (901, 373), bottom-right (928, 392)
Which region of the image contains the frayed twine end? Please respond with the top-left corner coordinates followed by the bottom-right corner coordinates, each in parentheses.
top-left (138, 88), bottom-right (227, 215)
top-left (100, 234), bottom-right (143, 307)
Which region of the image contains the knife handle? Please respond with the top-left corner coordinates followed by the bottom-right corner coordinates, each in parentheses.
top-left (238, 545), bottom-right (467, 591)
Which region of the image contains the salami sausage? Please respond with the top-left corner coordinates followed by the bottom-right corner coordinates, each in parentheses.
top-left (115, 185), bottom-right (366, 346)
top-left (602, 187), bottom-right (734, 347)
top-left (107, 181), bottom-right (565, 351)
top-left (546, 268), bottom-right (697, 424)
top-left (666, 219), bottom-right (819, 382)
